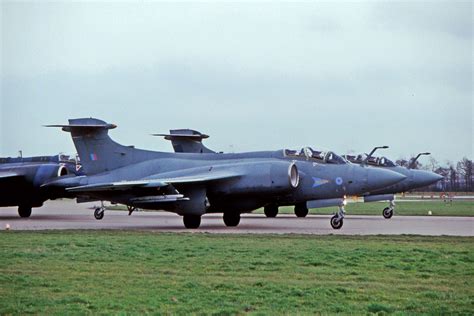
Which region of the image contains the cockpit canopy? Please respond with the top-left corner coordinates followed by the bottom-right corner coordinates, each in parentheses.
top-left (343, 154), bottom-right (396, 167)
top-left (284, 147), bottom-right (348, 165)
top-left (377, 156), bottom-right (396, 167)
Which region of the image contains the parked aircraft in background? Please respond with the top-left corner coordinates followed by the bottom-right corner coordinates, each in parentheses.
top-left (44, 118), bottom-right (406, 229)
top-left (0, 154), bottom-right (81, 217)
top-left (344, 148), bottom-right (443, 218)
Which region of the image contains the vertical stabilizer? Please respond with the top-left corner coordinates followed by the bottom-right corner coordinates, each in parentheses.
top-left (46, 118), bottom-right (160, 175)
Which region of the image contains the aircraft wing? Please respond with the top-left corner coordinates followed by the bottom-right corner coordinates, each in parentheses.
top-left (0, 171), bottom-right (22, 180)
top-left (66, 171), bottom-right (240, 193)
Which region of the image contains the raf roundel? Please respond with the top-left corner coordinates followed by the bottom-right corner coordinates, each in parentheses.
top-left (335, 177), bottom-right (343, 186)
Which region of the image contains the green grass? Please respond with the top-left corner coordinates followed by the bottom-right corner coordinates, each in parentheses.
top-left (0, 232), bottom-right (473, 314)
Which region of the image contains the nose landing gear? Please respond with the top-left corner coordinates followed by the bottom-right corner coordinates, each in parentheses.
top-left (382, 200), bottom-right (395, 219)
top-left (330, 205), bottom-right (345, 229)
top-left (127, 205), bottom-right (137, 216)
top-left (94, 201), bottom-right (106, 220)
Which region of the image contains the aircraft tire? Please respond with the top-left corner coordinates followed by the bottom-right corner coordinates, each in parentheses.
top-left (383, 207), bottom-right (393, 219)
top-left (183, 215), bottom-right (201, 229)
top-left (18, 205), bottom-right (32, 218)
top-left (330, 215), bottom-right (343, 229)
top-left (223, 212), bottom-right (240, 227)
top-left (264, 205), bottom-right (278, 218)
top-left (294, 204), bottom-right (309, 217)
top-left (94, 208), bottom-right (104, 220)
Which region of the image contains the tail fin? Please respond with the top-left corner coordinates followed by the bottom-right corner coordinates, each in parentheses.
top-left (46, 118), bottom-right (160, 175)
top-left (153, 129), bottom-right (215, 154)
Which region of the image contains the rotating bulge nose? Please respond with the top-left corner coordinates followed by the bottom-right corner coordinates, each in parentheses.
top-left (367, 168), bottom-right (407, 191)
top-left (413, 170), bottom-right (444, 187)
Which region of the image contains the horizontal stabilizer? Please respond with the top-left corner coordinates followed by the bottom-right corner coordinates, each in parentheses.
top-left (45, 121), bottom-right (116, 132)
top-left (153, 129), bottom-right (215, 154)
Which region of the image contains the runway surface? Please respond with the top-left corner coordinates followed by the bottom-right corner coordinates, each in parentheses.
top-left (0, 200), bottom-right (473, 236)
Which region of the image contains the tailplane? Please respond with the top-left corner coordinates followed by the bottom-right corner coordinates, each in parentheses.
top-left (153, 129), bottom-right (215, 153)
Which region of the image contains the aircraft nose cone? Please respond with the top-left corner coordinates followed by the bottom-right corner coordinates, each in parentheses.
top-left (367, 168), bottom-right (407, 191)
top-left (413, 170), bottom-right (443, 187)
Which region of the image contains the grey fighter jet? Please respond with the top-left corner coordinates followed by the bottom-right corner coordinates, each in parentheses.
top-left (156, 130), bottom-right (410, 228)
top-left (0, 154), bottom-right (79, 217)
top-left (44, 118), bottom-right (406, 229)
top-left (343, 148), bottom-right (443, 219)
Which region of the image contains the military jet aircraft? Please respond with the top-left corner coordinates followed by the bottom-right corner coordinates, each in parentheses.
top-left (0, 154), bottom-right (79, 217)
top-left (343, 148), bottom-right (443, 219)
top-left (155, 130), bottom-right (410, 228)
top-left (44, 118), bottom-right (406, 229)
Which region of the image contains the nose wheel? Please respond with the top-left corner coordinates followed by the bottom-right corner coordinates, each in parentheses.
top-left (94, 201), bottom-right (106, 220)
top-left (330, 205), bottom-right (345, 229)
top-left (383, 207), bottom-right (394, 219)
top-left (382, 200), bottom-right (395, 219)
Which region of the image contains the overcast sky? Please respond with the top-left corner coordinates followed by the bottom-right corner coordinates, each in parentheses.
top-left (1, 1), bottom-right (472, 164)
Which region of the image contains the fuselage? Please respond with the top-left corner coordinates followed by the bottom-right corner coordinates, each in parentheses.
top-left (51, 149), bottom-right (405, 213)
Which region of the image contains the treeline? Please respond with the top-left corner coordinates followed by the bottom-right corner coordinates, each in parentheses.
top-left (396, 157), bottom-right (473, 192)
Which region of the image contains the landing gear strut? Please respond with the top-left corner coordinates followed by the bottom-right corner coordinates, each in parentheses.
top-left (183, 215), bottom-right (201, 229)
top-left (294, 203), bottom-right (309, 217)
top-left (223, 212), bottom-right (240, 227)
top-left (94, 201), bottom-right (106, 220)
top-left (18, 205), bottom-right (32, 218)
top-left (330, 205), bottom-right (345, 229)
top-left (127, 205), bottom-right (137, 216)
top-left (264, 204), bottom-right (278, 218)
top-left (382, 200), bottom-right (395, 219)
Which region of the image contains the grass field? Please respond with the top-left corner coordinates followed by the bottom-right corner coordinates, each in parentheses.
top-left (0, 232), bottom-right (472, 314)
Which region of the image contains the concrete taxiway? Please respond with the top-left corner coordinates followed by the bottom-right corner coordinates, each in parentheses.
top-left (0, 200), bottom-right (472, 236)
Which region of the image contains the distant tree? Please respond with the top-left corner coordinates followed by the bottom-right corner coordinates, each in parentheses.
top-left (396, 158), bottom-right (409, 168)
top-left (457, 157), bottom-right (473, 191)
top-left (449, 164), bottom-right (457, 191)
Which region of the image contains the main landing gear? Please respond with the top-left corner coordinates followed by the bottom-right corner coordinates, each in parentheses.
top-left (94, 201), bottom-right (106, 220)
top-left (18, 205), bottom-right (32, 218)
top-left (264, 204), bottom-right (278, 217)
top-left (382, 200), bottom-right (395, 219)
top-left (183, 215), bottom-right (201, 229)
top-left (330, 205), bottom-right (345, 229)
top-left (223, 212), bottom-right (240, 227)
top-left (294, 203), bottom-right (309, 217)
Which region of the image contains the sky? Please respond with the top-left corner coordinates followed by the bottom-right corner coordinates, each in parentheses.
top-left (1, 1), bottom-right (472, 165)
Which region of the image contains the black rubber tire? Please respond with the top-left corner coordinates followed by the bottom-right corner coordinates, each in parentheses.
top-left (223, 213), bottom-right (240, 227)
top-left (94, 208), bottom-right (104, 220)
top-left (264, 205), bottom-right (278, 218)
top-left (294, 204), bottom-right (309, 218)
top-left (183, 215), bottom-right (201, 229)
top-left (330, 215), bottom-right (343, 229)
top-left (18, 206), bottom-right (32, 218)
top-left (383, 207), bottom-right (394, 219)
